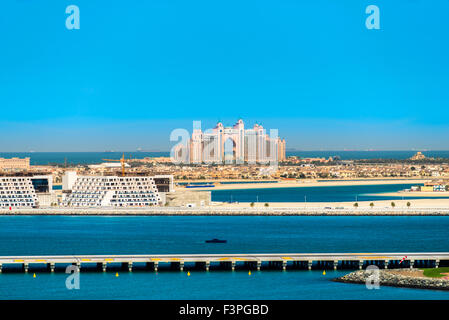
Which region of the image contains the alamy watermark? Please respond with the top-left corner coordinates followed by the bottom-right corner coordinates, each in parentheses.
top-left (365, 265), bottom-right (380, 289)
top-left (66, 5), bottom-right (80, 30)
top-left (365, 5), bottom-right (380, 30)
top-left (65, 265), bottom-right (80, 290)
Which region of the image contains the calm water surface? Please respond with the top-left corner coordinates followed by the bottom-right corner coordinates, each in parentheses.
top-left (2, 151), bottom-right (449, 165)
top-left (211, 183), bottom-right (449, 203)
top-left (0, 216), bottom-right (448, 299)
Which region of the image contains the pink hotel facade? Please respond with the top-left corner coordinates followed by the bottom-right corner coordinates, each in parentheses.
top-left (173, 120), bottom-right (286, 164)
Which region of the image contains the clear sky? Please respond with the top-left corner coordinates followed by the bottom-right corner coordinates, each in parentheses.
top-left (1, 0), bottom-right (448, 151)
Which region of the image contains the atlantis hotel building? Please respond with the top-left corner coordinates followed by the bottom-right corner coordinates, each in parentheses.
top-left (173, 120), bottom-right (286, 164)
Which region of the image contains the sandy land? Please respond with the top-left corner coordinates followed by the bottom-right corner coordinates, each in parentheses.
top-left (370, 191), bottom-right (449, 197)
top-left (176, 179), bottom-right (429, 191)
top-left (214, 198), bottom-right (449, 209)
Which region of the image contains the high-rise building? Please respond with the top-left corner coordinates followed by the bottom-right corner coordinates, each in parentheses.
top-left (174, 120), bottom-right (286, 164)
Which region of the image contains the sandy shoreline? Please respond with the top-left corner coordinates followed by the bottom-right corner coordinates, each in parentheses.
top-left (176, 179), bottom-right (429, 191)
top-left (215, 198), bottom-right (449, 208)
top-left (372, 191), bottom-right (449, 198)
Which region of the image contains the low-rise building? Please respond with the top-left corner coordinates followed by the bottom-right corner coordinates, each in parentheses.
top-left (61, 172), bottom-right (173, 207)
top-left (0, 157), bottom-right (30, 172)
top-left (0, 175), bottom-right (53, 208)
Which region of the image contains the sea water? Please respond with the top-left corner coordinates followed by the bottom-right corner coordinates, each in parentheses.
top-left (211, 183), bottom-right (448, 203)
top-left (0, 215), bottom-right (448, 299)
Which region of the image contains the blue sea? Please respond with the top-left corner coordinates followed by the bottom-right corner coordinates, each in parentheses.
top-left (211, 183), bottom-right (449, 203)
top-left (2, 151), bottom-right (449, 165)
top-left (0, 215), bottom-right (449, 299)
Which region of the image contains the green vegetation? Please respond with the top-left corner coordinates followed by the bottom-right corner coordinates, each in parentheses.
top-left (353, 202), bottom-right (358, 208)
top-left (264, 203), bottom-right (269, 207)
top-left (369, 202), bottom-right (374, 208)
top-left (422, 267), bottom-right (449, 278)
top-left (250, 202), bottom-right (255, 207)
top-left (391, 202), bottom-right (396, 208)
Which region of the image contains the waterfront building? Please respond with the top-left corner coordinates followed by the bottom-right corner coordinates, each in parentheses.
top-left (62, 172), bottom-right (174, 207)
top-left (0, 175), bottom-right (53, 208)
top-left (174, 120), bottom-right (286, 164)
top-left (410, 152), bottom-right (426, 160)
top-left (0, 157), bottom-right (30, 172)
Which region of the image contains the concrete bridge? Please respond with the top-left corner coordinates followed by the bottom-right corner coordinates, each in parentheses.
top-left (0, 252), bottom-right (447, 273)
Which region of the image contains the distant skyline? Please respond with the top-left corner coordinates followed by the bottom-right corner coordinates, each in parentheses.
top-left (1, 1), bottom-right (449, 151)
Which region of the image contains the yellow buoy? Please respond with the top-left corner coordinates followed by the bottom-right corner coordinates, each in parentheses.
top-left (248, 270), bottom-right (251, 275)
top-left (322, 270), bottom-right (326, 275)
top-left (187, 271), bottom-right (190, 276)
top-left (33, 273), bottom-right (36, 278)
top-left (116, 272), bottom-right (119, 277)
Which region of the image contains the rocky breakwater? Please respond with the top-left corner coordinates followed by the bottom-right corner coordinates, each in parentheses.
top-left (334, 269), bottom-right (449, 291)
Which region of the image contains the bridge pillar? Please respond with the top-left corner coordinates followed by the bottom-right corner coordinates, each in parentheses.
top-left (231, 261), bottom-right (235, 271)
top-left (179, 261), bottom-right (184, 271)
top-left (435, 260), bottom-right (439, 268)
top-left (128, 262), bottom-right (133, 272)
top-left (333, 260), bottom-right (338, 270)
top-left (358, 260), bottom-right (363, 270)
top-left (308, 261), bottom-right (312, 270)
top-left (205, 261), bottom-right (210, 271)
top-left (257, 261), bottom-right (261, 271)
top-left (384, 260), bottom-right (389, 269)
top-left (409, 260), bottom-right (414, 269)
top-left (102, 262), bottom-right (107, 272)
top-left (23, 263), bottom-right (29, 273)
top-left (154, 262), bottom-right (158, 272)
top-left (49, 263), bottom-right (55, 272)
top-left (282, 261), bottom-right (287, 271)
top-left (0, 263), bottom-right (2, 273)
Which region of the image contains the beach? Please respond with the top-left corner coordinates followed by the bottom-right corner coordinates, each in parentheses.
top-left (372, 191), bottom-right (449, 197)
top-left (216, 198), bottom-right (449, 209)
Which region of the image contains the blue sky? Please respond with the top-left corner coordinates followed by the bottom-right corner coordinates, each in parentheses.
top-left (0, 0), bottom-right (448, 151)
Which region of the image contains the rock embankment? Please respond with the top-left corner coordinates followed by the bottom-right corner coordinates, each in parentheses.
top-left (334, 269), bottom-right (449, 291)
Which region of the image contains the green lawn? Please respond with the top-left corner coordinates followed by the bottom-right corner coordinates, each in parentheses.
top-left (422, 267), bottom-right (449, 278)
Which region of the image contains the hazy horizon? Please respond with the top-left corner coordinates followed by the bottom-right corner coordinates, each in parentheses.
top-left (0, 149), bottom-right (447, 153)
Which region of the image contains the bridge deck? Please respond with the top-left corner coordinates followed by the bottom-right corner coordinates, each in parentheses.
top-left (0, 252), bottom-right (447, 264)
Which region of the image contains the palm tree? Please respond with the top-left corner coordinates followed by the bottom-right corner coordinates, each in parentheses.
top-left (353, 202), bottom-right (358, 208)
top-left (406, 202), bottom-right (411, 208)
top-left (264, 203), bottom-right (269, 207)
top-left (250, 202), bottom-right (255, 208)
top-left (391, 202), bottom-right (396, 208)
top-left (370, 202), bottom-right (374, 208)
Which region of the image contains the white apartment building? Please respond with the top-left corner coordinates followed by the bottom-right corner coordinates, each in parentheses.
top-left (62, 173), bottom-right (162, 207)
top-left (0, 177), bottom-right (39, 208)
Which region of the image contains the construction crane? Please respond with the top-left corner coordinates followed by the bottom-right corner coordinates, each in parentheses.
top-left (102, 153), bottom-right (132, 177)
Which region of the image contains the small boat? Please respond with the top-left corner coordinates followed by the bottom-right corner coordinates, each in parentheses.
top-left (205, 238), bottom-right (227, 243)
